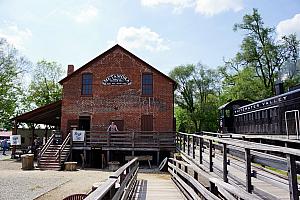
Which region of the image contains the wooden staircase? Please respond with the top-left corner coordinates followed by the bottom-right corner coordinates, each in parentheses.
top-left (38, 144), bottom-right (71, 170)
top-left (38, 132), bottom-right (71, 170)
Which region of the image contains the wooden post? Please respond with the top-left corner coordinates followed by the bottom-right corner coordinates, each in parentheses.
top-left (192, 135), bottom-right (195, 159)
top-left (223, 143), bottom-right (228, 183)
top-left (11, 120), bottom-right (18, 159)
top-left (183, 135), bottom-right (186, 152)
top-left (107, 150), bottom-right (110, 163)
top-left (287, 154), bottom-right (299, 200)
top-left (245, 148), bottom-right (252, 193)
top-left (187, 135), bottom-right (190, 156)
top-left (179, 134), bottom-right (182, 150)
top-left (157, 151), bottom-right (160, 165)
top-left (209, 140), bottom-right (213, 172)
top-left (84, 135), bottom-right (87, 168)
top-left (199, 137), bottom-right (203, 164)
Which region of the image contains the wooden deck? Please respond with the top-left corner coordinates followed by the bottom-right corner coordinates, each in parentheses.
top-left (130, 173), bottom-right (185, 200)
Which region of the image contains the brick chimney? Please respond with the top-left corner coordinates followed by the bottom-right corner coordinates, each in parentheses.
top-left (67, 65), bottom-right (74, 76)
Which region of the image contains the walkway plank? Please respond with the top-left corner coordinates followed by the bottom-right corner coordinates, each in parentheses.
top-left (130, 173), bottom-right (185, 200)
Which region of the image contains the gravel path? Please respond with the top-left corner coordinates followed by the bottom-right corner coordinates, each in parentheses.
top-left (0, 159), bottom-right (111, 200)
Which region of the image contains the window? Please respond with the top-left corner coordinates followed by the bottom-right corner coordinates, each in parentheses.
top-left (82, 73), bottom-right (93, 95)
top-left (142, 73), bottom-right (153, 96)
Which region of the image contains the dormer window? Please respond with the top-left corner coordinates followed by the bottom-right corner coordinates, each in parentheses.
top-left (82, 73), bottom-right (93, 96)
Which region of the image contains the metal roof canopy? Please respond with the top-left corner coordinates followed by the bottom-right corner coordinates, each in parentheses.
top-left (12, 100), bottom-right (62, 126)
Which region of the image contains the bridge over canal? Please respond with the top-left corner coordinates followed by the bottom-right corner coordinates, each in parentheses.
top-left (66, 132), bottom-right (300, 200)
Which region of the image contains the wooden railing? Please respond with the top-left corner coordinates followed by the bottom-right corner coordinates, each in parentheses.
top-left (75, 131), bottom-right (175, 149)
top-left (55, 132), bottom-right (71, 165)
top-left (176, 132), bottom-right (300, 200)
top-left (84, 158), bottom-right (139, 200)
top-left (37, 133), bottom-right (55, 166)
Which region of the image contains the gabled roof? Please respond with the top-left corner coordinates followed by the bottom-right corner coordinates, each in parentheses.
top-left (59, 44), bottom-right (177, 86)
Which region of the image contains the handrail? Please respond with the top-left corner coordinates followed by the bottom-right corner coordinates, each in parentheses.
top-left (84, 158), bottom-right (139, 200)
top-left (56, 132), bottom-right (71, 165)
top-left (38, 133), bottom-right (55, 165)
top-left (178, 132), bottom-right (300, 156)
top-left (176, 131), bottom-right (300, 200)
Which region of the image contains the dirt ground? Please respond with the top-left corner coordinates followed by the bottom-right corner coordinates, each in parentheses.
top-left (0, 158), bottom-right (111, 200)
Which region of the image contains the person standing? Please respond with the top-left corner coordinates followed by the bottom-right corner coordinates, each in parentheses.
top-left (107, 122), bottom-right (119, 132)
top-left (2, 139), bottom-right (8, 155)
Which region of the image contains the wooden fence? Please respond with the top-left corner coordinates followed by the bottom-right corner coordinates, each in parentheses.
top-left (84, 157), bottom-right (139, 200)
top-left (73, 131), bottom-right (175, 150)
top-left (175, 132), bottom-right (300, 200)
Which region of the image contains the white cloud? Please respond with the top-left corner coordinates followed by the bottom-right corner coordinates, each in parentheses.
top-left (141, 0), bottom-right (194, 13)
top-left (140, 0), bottom-right (243, 16)
top-left (63, 5), bottom-right (98, 23)
top-left (277, 14), bottom-right (300, 39)
top-left (109, 26), bottom-right (170, 52)
top-left (0, 23), bottom-right (32, 50)
top-left (195, 0), bottom-right (243, 16)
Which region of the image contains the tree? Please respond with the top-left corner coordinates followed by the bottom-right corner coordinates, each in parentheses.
top-left (0, 38), bottom-right (28, 129)
top-left (24, 60), bottom-right (63, 109)
top-left (170, 64), bottom-right (220, 132)
top-left (231, 8), bottom-right (299, 96)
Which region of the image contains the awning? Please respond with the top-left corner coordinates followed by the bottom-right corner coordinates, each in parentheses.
top-left (12, 100), bottom-right (62, 126)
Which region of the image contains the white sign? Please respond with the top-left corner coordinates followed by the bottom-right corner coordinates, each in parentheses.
top-left (72, 130), bottom-right (85, 142)
top-left (10, 135), bottom-right (21, 145)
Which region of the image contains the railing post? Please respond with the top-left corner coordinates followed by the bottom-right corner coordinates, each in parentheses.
top-left (179, 133), bottom-right (182, 150)
top-left (192, 135), bottom-right (195, 159)
top-left (209, 140), bottom-right (213, 172)
top-left (183, 135), bottom-right (186, 153)
top-left (187, 135), bottom-right (190, 156)
top-left (199, 137), bottom-right (203, 164)
top-left (245, 148), bottom-right (253, 193)
top-left (287, 154), bottom-right (299, 200)
top-left (223, 143), bottom-right (228, 183)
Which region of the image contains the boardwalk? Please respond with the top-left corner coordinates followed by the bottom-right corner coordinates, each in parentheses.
top-left (130, 173), bottom-right (185, 200)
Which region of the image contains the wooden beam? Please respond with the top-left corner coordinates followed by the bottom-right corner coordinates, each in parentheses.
top-left (287, 154), bottom-right (299, 200)
top-left (245, 148), bottom-right (252, 193)
top-left (209, 140), bottom-right (213, 172)
top-left (199, 137), bottom-right (203, 164)
top-left (223, 143), bottom-right (228, 183)
top-left (192, 135), bottom-right (195, 159)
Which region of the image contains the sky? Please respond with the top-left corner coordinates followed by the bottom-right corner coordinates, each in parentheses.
top-left (0, 0), bottom-right (300, 77)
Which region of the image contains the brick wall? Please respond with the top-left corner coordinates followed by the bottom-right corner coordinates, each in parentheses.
top-left (60, 46), bottom-right (175, 137)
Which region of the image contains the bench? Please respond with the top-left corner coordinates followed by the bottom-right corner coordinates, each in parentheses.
top-left (125, 155), bottom-right (152, 168)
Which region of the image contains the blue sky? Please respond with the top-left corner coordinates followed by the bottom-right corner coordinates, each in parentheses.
top-left (0, 0), bottom-right (300, 76)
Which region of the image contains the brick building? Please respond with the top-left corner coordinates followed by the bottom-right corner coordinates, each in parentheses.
top-left (59, 44), bottom-right (176, 136)
top-left (13, 44), bottom-right (176, 168)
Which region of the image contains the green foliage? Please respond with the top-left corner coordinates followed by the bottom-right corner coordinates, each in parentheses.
top-left (230, 8), bottom-right (300, 97)
top-left (170, 64), bottom-right (220, 132)
top-left (25, 60), bottom-right (63, 109)
top-left (0, 38), bottom-right (28, 129)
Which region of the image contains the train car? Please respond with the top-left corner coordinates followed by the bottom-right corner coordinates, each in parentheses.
top-left (219, 87), bottom-right (300, 135)
top-left (218, 100), bottom-right (251, 133)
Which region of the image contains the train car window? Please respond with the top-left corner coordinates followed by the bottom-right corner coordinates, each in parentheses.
top-left (225, 110), bottom-right (230, 117)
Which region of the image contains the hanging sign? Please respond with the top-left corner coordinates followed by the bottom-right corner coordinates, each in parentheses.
top-left (10, 135), bottom-right (21, 145)
top-left (102, 74), bottom-right (131, 85)
top-left (72, 130), bottom-right (85, 142)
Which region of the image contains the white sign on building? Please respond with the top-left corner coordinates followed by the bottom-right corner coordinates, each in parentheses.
top-left (72, 130), bottom-right (85, 142)
top-left (10, 135), bottom-right (21, 145)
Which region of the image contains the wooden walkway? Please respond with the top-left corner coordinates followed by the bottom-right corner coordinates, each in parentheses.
top-left (130, 173), bottom-right (185, 200)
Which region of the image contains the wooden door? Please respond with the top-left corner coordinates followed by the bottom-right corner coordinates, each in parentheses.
top-left (141, 115), bottom-right (153, 131)
top-left (79, 116), bottom-right (91, 131)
